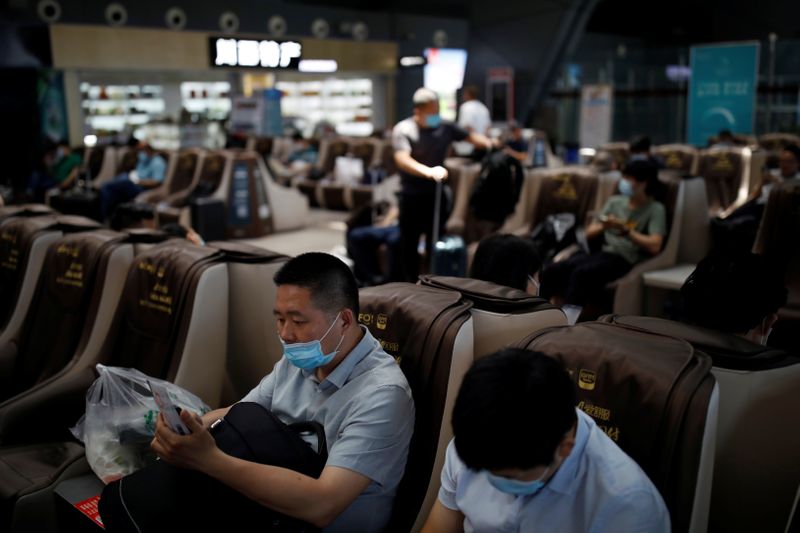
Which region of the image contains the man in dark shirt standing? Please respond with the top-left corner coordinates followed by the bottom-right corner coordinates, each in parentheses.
top-left (392, 88), bottom-right (493, 281)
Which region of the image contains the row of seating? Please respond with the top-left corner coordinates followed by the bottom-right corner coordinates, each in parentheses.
top-left (1, 204), bottom-right (799, 531)
top-left (52, 145), bottom-right (311, 238)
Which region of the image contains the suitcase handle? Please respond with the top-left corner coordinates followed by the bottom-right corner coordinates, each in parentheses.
top-left (430, 178), bottom-right (443, 273)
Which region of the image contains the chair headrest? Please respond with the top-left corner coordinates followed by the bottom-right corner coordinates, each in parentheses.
top-left (419, 275), bottom-right (556, 314)
top-left (207, 241), bottom-right (288, 263)
top-left (601, 315), bottom-right (799, 371)
top-left (109, 241), bottom-right (222, 377)
top-left (0, 204), bottom-right (55, 222)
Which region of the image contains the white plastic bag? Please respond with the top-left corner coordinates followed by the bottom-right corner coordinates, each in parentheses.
top-left (70, 364), bottom-right (210, 483)
top-left (334, 155), bottom-right (365, 185)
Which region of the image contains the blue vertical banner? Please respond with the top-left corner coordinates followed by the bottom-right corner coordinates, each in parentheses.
top-left (687, 42), bottom-right (760, 146)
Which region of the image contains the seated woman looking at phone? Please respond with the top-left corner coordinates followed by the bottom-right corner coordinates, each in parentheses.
top-left (539, 159), bottom-right (666, 323)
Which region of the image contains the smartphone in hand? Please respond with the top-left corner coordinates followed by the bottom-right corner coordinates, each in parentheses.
top-left (148, 380), bottom-right (191, 436)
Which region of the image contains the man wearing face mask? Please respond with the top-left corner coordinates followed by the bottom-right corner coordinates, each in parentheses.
top-left (540, 159), bottom-right (666, 323)
top-left (150, 253), bottom-right (414, 532)
top-left (392, 87), bottom-right (494, 281)
top-left (680, 252), bottom-right (787, 347)
top-left (422, 348), bottom-right (670, 532)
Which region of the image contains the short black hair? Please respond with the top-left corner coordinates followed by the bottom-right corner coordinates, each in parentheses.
top-left (681, 252), bottom-right (787, 334)
top-left (623, 159), bottom-right (660, 197)
top-left (274, 252), bottom-right (359, 317)
top-left (783, 144), bottom-right (800, 162)
top-left (453, 348), bottom-right (577, 471)
top-left (470, 234), bottom-right (542, 292)
top-left (160, 223), bottom-right (189, 239)
top-left (630, 136), bottom-right (651, 153)
top-left (463, 85), bottom-right (480, 99)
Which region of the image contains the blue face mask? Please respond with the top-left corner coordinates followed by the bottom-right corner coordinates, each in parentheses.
top-left (424, 113), bottom-right (442, 128)
top-left (618, 178), bottom-right (634, 197)
top-left (280, 312), bottom-right (344, 370)
top-left (486, 466), bottom-right (551, 496)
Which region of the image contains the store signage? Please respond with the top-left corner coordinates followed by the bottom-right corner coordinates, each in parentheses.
top-left (210, 37), bottom-right (302, 69)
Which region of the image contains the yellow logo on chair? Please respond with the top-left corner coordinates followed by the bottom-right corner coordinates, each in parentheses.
top-left (578, 369), bottom-right (597, 391)
top-left (376, 314), bottom-right (388, 330)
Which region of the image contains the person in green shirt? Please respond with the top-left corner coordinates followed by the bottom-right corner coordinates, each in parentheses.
top-left (540, 159), bottom-right (666, 323)
top-left (28, 140), bottom-right (81, 201)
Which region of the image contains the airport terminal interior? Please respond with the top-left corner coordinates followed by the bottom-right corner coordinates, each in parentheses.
top-left (0, 0), bottom-right (799, 531)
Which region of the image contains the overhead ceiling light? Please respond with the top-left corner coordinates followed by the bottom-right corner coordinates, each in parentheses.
top-left (37, 0), bottom-right (62, 23)
top-left (399, 56), bottom-right (426, 67)
top-left (579, 148), bottom-right (597, 157)
top-left (84, 135), bottom-right (98, 147)
top-left (298, 59), bottom-right (338, 73)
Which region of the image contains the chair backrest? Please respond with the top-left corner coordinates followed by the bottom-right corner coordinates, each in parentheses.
top-left (601, 314), bottom-right (800, 533)
top-left (697, 147), bottom-right (749, 212)
top-left (0, 216), bottom-right (100, 341)
top-left (654, 144), bottom-right (699, 174)
top-left (516, 321), bottom-right (718, 533)
top-left (167, 151), bottom-right (201, 195)
top-left (758, 133), bottom-right (800, 152)
top-left (597, 142), bottom-right (630, 168)
top-left (94, 241), bottom-right (228, 406)
top-left (253, 137), bottom-right (274, 161)
top-left (358, 283), bottom-right (473, 533)
top-left (379, 141), bottom-right (398, 176)
top-left (529, 166), bottom-right (599, 229)
top-left (318, 138), bottom-right (349, 175)
top-left (206, 241), bottom-right (288, 406)
top-left (444, 162), bottom-right (482, 236)
top-left (213, 153), bottom-right (274, 239)
top-left (196, 151), bottom-right (231, 197)
top-left (419, 275), bottom-right (567, 359)
top-left (349, 140), bottom-right (376, 169)
top-left (0, 230), bottom-right (129, 401)
top-left (92, 146), bottom-right (119, 186)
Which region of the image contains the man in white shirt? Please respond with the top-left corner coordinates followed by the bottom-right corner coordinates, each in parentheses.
top-left (422, 348), bottom-right (670, 533)
top-left (455, 85), bottom-right (492, 158)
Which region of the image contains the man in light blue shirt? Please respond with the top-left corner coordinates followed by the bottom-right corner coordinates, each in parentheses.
top-left (151, 253), bottom-right (414, 532)
top-left (100, 143), bottom-right (167, 220)
top-left (422, 348), bottom-right (669, 533)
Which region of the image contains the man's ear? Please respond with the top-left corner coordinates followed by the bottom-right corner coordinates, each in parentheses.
top-left (341, 308), bottom-right (357, 329)
top-left (556, 425), bottom-right (577, 461)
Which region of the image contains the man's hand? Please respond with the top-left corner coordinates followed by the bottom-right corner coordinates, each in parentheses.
top-left (151, 409), bottom-right (218, 471)
top-left (427, 166), bottom-right (449, 182)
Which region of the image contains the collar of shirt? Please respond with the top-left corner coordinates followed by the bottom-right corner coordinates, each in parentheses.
top-left (302, 326), bottom-right (375, 392)
top-left (542, 409), bottom-right (591, 496)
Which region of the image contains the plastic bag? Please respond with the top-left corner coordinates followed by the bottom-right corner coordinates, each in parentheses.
top-left (70, 364), bottom-right (210, 484)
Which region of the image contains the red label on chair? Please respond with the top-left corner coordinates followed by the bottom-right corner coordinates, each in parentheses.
top-left (74, 495), bottom-right (105, 529)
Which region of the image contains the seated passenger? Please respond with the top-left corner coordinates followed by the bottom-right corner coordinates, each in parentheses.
top-left (540, 159), bottom-right (666, 323)
top-left (470, 233), bottom-right (542, 295)
top-left (100, 143), bottom-right (166, 220)
top-left (680, 252), bottom-right (787, 346)
top-left (713, 145), bottom-right (800, 253)
top-left (502, 121), bottom-right (529, 163)
top-left (150, 253), bottom-right (414, 532)
top-left (347, 203), bottom-right (401, 286)
top-left (28, 140), bottom-right (82, 201)
top-left (271, 133), bottom-right (319, 182)
top-left (422, 348), bottom-right (670, 532)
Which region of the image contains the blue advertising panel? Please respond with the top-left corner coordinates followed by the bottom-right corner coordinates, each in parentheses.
top-left (687, 42), bottom-right (760, 146)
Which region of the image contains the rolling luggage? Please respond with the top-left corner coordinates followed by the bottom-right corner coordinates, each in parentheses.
top-left (430, 179), bottom-right (466, 277)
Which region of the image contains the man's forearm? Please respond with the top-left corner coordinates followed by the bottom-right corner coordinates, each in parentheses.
top-left (202, 451), bottom-right (341, 527)
top-left (395, 152), bottom-right (433, 179)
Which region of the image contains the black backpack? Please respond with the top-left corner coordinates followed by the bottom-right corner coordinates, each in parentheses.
top-left (469, 150), bottom-right (524, 223)
top-left (99, 402), bottom-right (327, 532)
